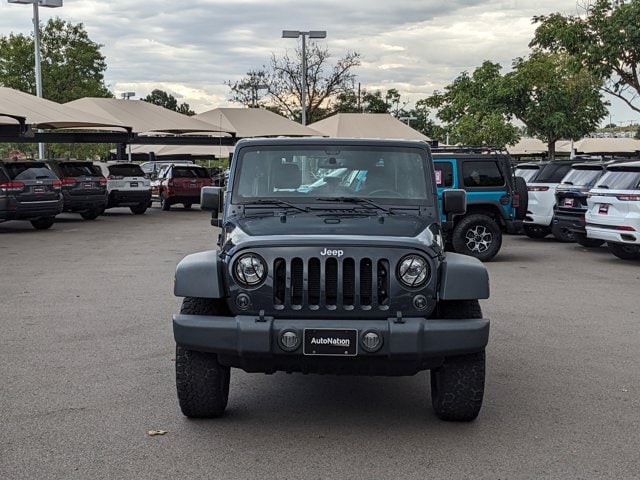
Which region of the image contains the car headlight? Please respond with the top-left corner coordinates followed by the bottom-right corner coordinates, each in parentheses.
top-left (234, 253), bottom-right (267, 286)
top-left (397, 255), bottom-right (429, 287)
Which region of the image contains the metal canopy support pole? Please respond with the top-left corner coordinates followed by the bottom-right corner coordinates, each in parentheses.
top-left (32, 1), bottom-right (45, 160)
top-left (301, 32), bottom-right (307, 126)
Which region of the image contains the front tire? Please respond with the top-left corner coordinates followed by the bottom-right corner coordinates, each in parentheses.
top-left (30, 217), bottom-right (55, 230)
top-left (452, 214), bottom-right (502, 262)
top-left (607, 242), bottom-right (640, 260)
top-left (431, 299), bottom-right (485, 422)
top-left (176, 297), bottom-right (231, 418)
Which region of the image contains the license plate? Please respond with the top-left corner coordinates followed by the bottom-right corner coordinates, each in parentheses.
top-left (598, 204), bottom-right (609, 214)
top-left (32, 186), bottom-right (45, 193)
top-left (304, 328), bottom-right (358, 356)
top-left (563, 198), bottom-right (574, 207)
top-left (84, 182), bottom-right (92, 189)
top-left (130, 182), bottom-right (138, 188)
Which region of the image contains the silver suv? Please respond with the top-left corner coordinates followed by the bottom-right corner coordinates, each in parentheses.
top-left (94, 162), bottom-right (151, 215)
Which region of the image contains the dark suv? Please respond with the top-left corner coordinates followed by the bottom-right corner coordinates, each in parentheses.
top-left (432, 151), bottom-right (527, 261)
top-left (172, 137), bottom-right (491, 422)
top-left (151, 164), bottom-right (213, 210)
top-left (0, 158), bottom-right (63, 229)
top-left (45, 160), bottom-right (108, 220)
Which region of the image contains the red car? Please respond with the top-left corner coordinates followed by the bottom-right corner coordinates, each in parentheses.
top-left (151, 164), bottom-right (213, 210)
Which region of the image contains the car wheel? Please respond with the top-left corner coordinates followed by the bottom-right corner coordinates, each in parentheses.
top-left (176, 297), bottom-right (231, 418)
top-left (80, 210), bottom-right (100, 220)
top-left (160, 192), bottom-right (171, 211)
top-left (431, 299), bottom-right (484, 422)
top-left (550, 223), bottom-right (575, 243)
top-left (452, 214), bottom-right (502, 262)
top-left (30, 217), bottom-right (55, 230)
top-left (184, 203), bottom-right (192, 210)
top-left (514, 176), bottom-right (528, 221)
top-left (523, 224), bottom-right (550, 239)
top-left (607, 242), bottom-right (640, 260)
top-left (574, 233), bottom-right (605, 248)
top-left (130, 203), bottom-right (147, 215)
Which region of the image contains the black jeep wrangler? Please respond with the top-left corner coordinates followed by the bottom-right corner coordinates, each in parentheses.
top-left (172, 138), bottom-right (491, 422)
top-left (432, 150), bottom-right (527, 261)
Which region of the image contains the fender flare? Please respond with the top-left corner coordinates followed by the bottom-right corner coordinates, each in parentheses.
top-left (439, 252), bottom-right (490, 300)
top-left (174, 250), bottom-right (225, 298)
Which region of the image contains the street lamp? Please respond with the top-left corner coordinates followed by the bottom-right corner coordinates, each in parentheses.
top-left (282, 29), bottom-right (326, 125)
top-left (8, 0), bottom-right (64, 159)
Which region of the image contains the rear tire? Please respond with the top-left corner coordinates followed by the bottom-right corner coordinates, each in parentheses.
top-left (431, 299), bottom-right (485, 422)
top-left (176, 297), bottom-right (231, 418)
top-left (523, 224), bottom-right (550, 239)
top-left (607, 242), bottom-right (640, 260)
top-left (451, 214), bottom-right (502, 262)
top-left (184, 203), bottom-right (192, 210)
top-left (30, 217), bottom-right (55, 230)
top-left (551, 223), bottom-right (575, 243)
top-left (130, 203), bottom-right (147, 215)
top-left (574, 233), bottom-right (604, 248)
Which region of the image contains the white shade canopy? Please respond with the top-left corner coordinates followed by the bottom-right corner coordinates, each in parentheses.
top-left (308, 113), bottom-right (430, 141)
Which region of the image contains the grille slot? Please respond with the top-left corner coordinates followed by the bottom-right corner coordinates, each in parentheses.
top-left (272, 256), bottom-right (387, 311)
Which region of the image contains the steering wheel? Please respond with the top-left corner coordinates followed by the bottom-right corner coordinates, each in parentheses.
top-left (368, 189), bottom-right (403, 198)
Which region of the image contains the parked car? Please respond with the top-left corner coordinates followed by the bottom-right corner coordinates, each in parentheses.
top-left (552, 161), bottom-right (622, 248)
top-left (585, 161), bottom-right (640, 260)
top-left (45, 159), bottom-right (107, 220)
top-left (94, 162), bottom-right (151, 215)
top-left (0, 158), bottom-right (63, 229)
top-left (432, 150), bottom-right (527, 261)
top-left (520, 160), bottom-right (578, 241)
top-left (140, 159), bottom-right (194, 179)
top-left (151, 164), bottom-right (213, 210)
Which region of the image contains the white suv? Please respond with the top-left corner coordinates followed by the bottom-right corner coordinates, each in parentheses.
top-left (94, 162), bottom-right (151, 215)
top-left (585, 161), bottom-right (640, 260)
top-left (518, 160), bottom-right (576, 241)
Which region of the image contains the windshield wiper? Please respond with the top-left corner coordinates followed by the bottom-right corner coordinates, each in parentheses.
top-left (315, 196), bottom-right (395, 214)
top-left (243, 199), bottom-right (309, 213)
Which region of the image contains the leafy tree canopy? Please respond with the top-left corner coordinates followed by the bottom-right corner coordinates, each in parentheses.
top-left (502, 51), bottom-right (607, 158)
top-left (0, 18), bottom-right (112, 103)
top-left (531, 0), bottom-right (640, 114)
top-left (143, 89), bottom-right (195, 116)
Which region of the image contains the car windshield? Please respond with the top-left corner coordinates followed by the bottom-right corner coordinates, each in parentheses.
top-left (232, 145), bottom-right (431, 205)
top-left (514, 166), bottom-right (541, 182)
top-left (596, 169), bottom-right (640, 190)
top-left (108, 164), bottom-right (145, 177)
top-left (560, 168), bottom-right (603, 187)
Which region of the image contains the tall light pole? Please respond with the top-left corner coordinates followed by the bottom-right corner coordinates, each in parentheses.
top-left (8, 0), bottom-right (64, 159)
top-left (282, 30), bottom-right (326, 125)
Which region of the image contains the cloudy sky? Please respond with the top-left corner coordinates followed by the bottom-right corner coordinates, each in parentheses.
top-left (1, 0), bottom-right (637, 126)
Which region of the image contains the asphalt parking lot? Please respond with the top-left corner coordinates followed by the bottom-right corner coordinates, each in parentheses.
top-left (1, 208), bottom-right (639, 480)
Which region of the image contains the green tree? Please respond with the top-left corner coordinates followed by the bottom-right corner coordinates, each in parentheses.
top-left (143, 89), bottom-right (195, 116)
top-left (502, 52), bottom-right (607, 159)
top-left (531, 0), bottom-right (640, 114)
top-left (421, 61), bottom-right (520, 147)
top-left (226, 70), bottom-right (271, 108)
top-left (0, 18), bottom-right (112, 103)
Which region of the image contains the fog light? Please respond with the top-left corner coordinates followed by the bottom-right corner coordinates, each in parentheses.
top-left (361, 331), bottom-right (382, 352)
top-left (236, 293), bottom-right (251, 310)
top-left (279, 330), bottom-right (300, 351)
top-left (413, 295), bottom-right (428, 310)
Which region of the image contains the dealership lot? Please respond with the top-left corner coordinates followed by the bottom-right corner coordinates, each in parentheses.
top-left (1, 208), bottom-right (639, 479)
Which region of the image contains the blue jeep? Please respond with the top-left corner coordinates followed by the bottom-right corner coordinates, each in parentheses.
top-left (433, 150), bottom-right (527, 261)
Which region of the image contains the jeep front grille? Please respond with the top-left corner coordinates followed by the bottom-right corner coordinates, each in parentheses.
top-left (273, 256), bottom-right (390, 310)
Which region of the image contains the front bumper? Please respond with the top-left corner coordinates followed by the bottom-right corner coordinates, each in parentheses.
top-left (173, 314), bottom-right (490, 375)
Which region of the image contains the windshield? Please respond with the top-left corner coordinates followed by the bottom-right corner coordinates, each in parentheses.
top-left (560, 168), bottom-right (603, 187)
top-left (596, 170), bottom-right (640, 190)
top-left (514, 166), bottom-right (541, 182)
top-left (232, 145), bottom-right (431, 205)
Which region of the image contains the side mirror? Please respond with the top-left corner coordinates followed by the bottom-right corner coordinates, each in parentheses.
top-left (201, 186), bottom-right (223, 224)
top-left (442, 189), bottom-right (466, 218)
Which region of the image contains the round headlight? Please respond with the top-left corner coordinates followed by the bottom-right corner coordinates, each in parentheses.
top-left (234, 253), bottom-right (267, 286)
top-left (398, 255), bottom-right (429, 287)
